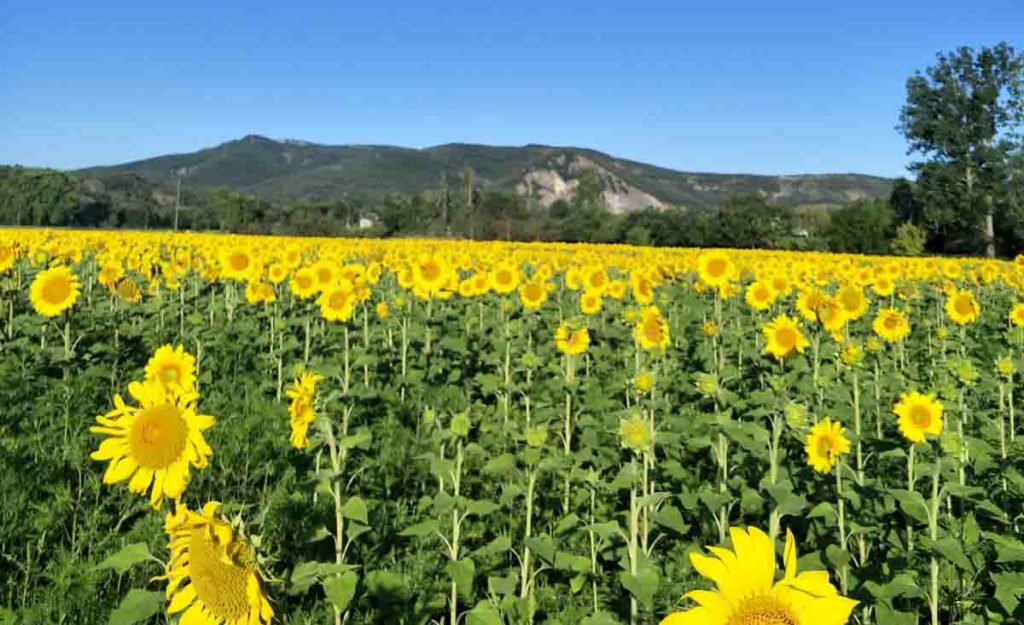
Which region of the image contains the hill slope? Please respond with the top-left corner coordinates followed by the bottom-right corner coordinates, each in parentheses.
top-left (78, 135), bottom-right (894, 212)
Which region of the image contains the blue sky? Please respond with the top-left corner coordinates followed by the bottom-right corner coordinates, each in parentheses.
top-left (1, 0), bottom-right (1020, 176)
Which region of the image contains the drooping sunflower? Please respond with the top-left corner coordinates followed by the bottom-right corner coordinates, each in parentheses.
top-left (115, 277), bottom-right (142, 303)
top-left (661, 526), bottom-right (857, 625)
top-left (555, 322), bottom-right (590, 356)
top-left (763, 315), bottom-right (809, 361)
top-left (29, 265), bottom-right (80, 317)
top-left (635, 306), bottom-right (670, 351)
top-left (697, 251), bottom-right (736, 289)
top-left (630, 271), bottom-right (655, 305)
top-left (145, 344), bottom-right (197, 394)
top-left (893, 391), bottom-right (943, 444)
top-left (804, 417), bottom-right (851, 474)
top-left (90, 379), bottom-right (214, 508)
top-left (945, 290), bottom-right (980, 325)
top-left (872, 308), bottom-right (910, 343)
top-left (163, 502), bottom-right (274, 625)
top-left (286, 372), bottom-right (322, 449)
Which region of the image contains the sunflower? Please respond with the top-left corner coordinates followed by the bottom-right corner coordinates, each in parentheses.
top-left (697, 251), bottom-right (736, 288)
top-left (872, 308), bottom-right (910, 343)
top-left (490, 261), bottom-right (521, 294)
top-left (289, 267), bottom-right (318, 299)
top-left (795, 289), bottom-right (827, 323)
top-left (584, 266), bottom-right (609, 294)
top-left (0, 244), bottom-right (15, 273)
top-left (90, 379), bottom-right (213, 508)
top-left (804, 417), bottom-right (851, 474)
top-left (814, 296), bottom-right (847, 334)
top-left (518, 280), bottom-right (550, 310)
top-left (555, 322), bottom-right (590, 356)
top-left (375, 301), bottom-right (390, 320)
top-left (634, 371), bottom-right (655, 394)
top-left (661, 526), bottom-right (857, 625)
top-left (836, 284), bottom-right (868, 320)
top-left (945, 290), bottom-right (980, 325)
top-left (115, 277), bottom-right (142, 303)
top-left (163, 502), bottom-right (273, 625)
top-left (286, 372), bottom-right (322, 449)
top-left (631, 272), bottom-right (655, 305)
top-left (267, 262), bottom-right (288, 285)
top-left (893, 391), bottom-right (943, 444)
top-left (319, 281), bottom-right (356, 322)
top-left (619, 413), bottom-right (654, 452)
top-left (580, 290), bottom-right (603, 315)
top-left (635, 306), bottom-right (670, 351)
top-left (412, 255), bottom-right (455, 298)
top-left (145, 345), bottom-right (197, 394)
top-left (871, 276), bottom-right (895, 297)
top-left (744, 280), bottom-right (776, 312)
top-left (763, 315), bottom-right (809, 361)
top-left (29, 265), bottom-right (80, 317)
top-left (311, 259), bottom-right (338, 292)
top-left (220, 248), bottom-right (255, 281)
top-left (98, 262), bottom-right (125, 289)
top-left (1009, 303), bottom-right (1024, 328)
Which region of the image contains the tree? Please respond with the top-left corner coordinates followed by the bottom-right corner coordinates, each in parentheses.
top-left (899, 42), bottom-right (1024, 256)
top-left (709, 194), bottom-right (794, 249)
top-left (825, 199), bottom-right (894, 254)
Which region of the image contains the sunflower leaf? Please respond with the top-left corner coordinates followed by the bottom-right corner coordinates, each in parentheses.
top-left (97, 543), bottom-right (153, 575)
top-left (107, 589), bottom-right (162, 625)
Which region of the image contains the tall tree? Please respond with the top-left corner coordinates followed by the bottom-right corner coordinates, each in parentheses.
top-left (899, 42), bottom-right (1024, 257)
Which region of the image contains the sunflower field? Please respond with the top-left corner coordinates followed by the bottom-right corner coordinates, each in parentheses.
top-left (2, 228), bottom-right (1024, 625)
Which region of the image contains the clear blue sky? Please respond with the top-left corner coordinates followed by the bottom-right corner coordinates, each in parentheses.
top-left (1, 1), bottom-right (1020, 177)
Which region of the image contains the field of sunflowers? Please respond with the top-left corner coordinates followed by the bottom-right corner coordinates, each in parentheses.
top-left (2, 228), bottom-right (1024, 625)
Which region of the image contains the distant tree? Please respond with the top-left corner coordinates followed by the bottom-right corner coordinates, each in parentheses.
top-left (889, 177), bottom-right (922, 224)
top-left (0, 167), bottom-right (78, 225)
top-left (825, 199), bottom-right (894, 254)
top-left (710, 194), bottom-right (793, 249)
top-left (899, 42), bottom-right (1024, 256)
top-left (891, 222), bottom-right (927, 256)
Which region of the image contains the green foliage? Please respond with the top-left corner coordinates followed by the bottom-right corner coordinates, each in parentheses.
top-left (891, 222), bottom-right (927, 256)
top-left (825, 199), bottom-right (894, 254)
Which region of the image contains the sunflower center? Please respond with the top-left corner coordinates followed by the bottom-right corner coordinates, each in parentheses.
top-left (497, 270), bottom-right (513, 286)
top-left (296, 275), bottom-right (313, 290)
top-left (755, 287), bottom-right (770, 302)
top-left (644, 319), bottom-right (663, 343)
top-left (816, 436), bottom-right (835, 461)
top-left (524, 283), bottom-right (542, 301)
top-left (706, 258), bottom-right (727, 278)
top-left (954, 297), bottom-right (973, 315)
top-left (727, 595), bottom-right (798, 625)
top-left (188, 527), bottom-right (252, 621)
top-left (841, 290), bottom-right (861, 310)
top-left (129, 404), bottom-right (188, 469)
top-left (884, 314), bottom-right (899, 329)
top-left (421, 261), bottom-right (441, 282)
top-left (775, 327), bottom-right (798, 350)
top-left (328, 290), bottom-right (350, 310)
top-left (910, 405), bottom-right (932, 428)
top-left (160, 365), bottom-right (180, 383)
top-left (41, 276), bottom-right (72, 304)
top-left (229, 253), bottom-right (249, 272)
top-left (316, 267), bottom-right (332, 284)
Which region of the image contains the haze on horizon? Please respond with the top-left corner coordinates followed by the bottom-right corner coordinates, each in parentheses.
top-left (1, 0), bottom-right (1020, 177)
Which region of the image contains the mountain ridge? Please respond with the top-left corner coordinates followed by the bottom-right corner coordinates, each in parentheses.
top-left (76, 134), bottom-right (895, 212)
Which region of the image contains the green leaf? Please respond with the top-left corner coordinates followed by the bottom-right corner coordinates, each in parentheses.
top-left (97, 543), bottom-right (153, 575)
top-left (931, 537), bottom-right (973, 571)
top-left (653, 504), bottom-right (690, 535)
top-left (339, 428), bottom-right (372, 450)
top-left (619, 567), bottom-right (659, 609)
top-left (581, 613), bottom-right (620, 625)
top-left (341, 496), bottom-right (369, 525)
top-left (554, 551), bottom-right (591, 573)
top-left (108, 589), bottom-right (163, 625)
top-left (863, 573), bottom-right (923, 605)
top-left (993, 571), bottom-right (1024, 614)
top-left (445, 558), bottom-right (476, 600)
top-left (466, 600), bottom-right (503, 625)
top-left (322, 570), bottom-right (359, 612)
top-left (465, 499), bottom-right (500, 517)
top-left (889, 489), bottom-right (929, 524)
top-left (400, 519), bottom-right (439, 538)
top-left (524, 536), bottom-right (556, 564)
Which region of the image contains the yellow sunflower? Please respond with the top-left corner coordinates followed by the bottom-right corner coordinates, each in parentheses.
top-left (580, 290), bottom-right (603, 316)
top-left (872, 308), bottom-right (910, 343)
top-left (804, 417), bottom-right (851, 474)
top-left (893, 391), bottom-right (943, 444)
top-left (698, 251), bottom-right (736, 288)
top-left (220, 248), bottom-right (255, 281)
top-left (319, 281), bottom-right (356, 323)
top-left (0, 244), bottom-right (15, 273)
top-left (412, 255), bottom-right (455, 298)
top-left (1009, 303), bottom-right (1024, 328)
top-left (661, 526), bottom-right (857, 625)
top-left (635, 306), bottom-right (670, 351)
top-left (763, 315), bottom-right (809, 361)
top-left (29, 265), bottom-right (80, 317)
top-left (555, 322), bottom-right (590, 356)
top-left (163, 502), bottom-right (273, 625)
top-left (145, 344), bottom-right (197, 394)
top-left (490, 261), bottom-right (521, 294)
top-left (289, 267), bottom-right (319, 299)
top-left (90, 379), bottom-right (213, 508)
top-left (744, 280), bottom-right (776, 312)
top-left (945, 290), bottom-right (980, 325)
top-left (518, 280), bottom-right (550, 310)
top-left (375, 301), bottom-right (390, 320)
top-left (286, 372), bottom-right (322, 449)
top-left (836, 284), bottom-right (868, 320)
top-left (115, 277), bottom-right (142, 303)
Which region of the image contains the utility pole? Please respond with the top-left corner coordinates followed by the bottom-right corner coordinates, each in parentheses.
top-left (174, 175), bottom-right (181, 232)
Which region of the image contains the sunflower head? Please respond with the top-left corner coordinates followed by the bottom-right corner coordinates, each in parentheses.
top-left (286, 372), bottom-right (323, 449)
top-left (90, 378), bottom-right (214, 508)
top-left (763, 315), bottom-right (809, 361)
top-left (555, 322), bottom-right (590, 356)
top-left (946, 290), bottom-right (980, 325)
top-left (1009, 303), bottom-right (1024, 328)
top-left (29, 265), bottom-right (80, 317)
top-left (893, 391), bottom-right (944, 445)
top-left (804, 417), bottom-right (852, 474)
top-left (698, 251), bottom-right (736, 288)
top-left (635, 306), bottom-right (670, 351)
top-left (619, 414), bottom-right (654, 452)
top-left (662, 526), bottom-right (857, 625)
top-left (519, 280), bottom-right (550, 310)
top-left (872, 308), bottom-right (910, 343)
top-left (145, 345), bottom-right (197, 394)
top-left (164, 502), bottom-right (273, 625)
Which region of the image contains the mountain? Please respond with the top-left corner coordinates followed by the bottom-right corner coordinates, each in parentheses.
top-left (78, 134), bottom-right (894, 212)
